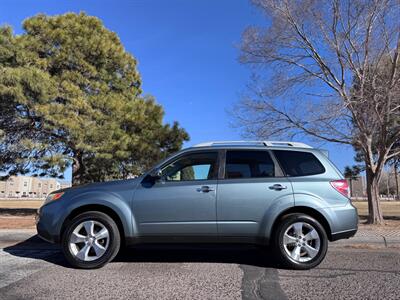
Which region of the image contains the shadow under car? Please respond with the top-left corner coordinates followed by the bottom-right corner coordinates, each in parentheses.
top-left (4, 235), bottom-right (283, 269)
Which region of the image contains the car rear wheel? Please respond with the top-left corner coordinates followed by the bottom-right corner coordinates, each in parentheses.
top-left (61, 211), bottom-right (120, 269)
top-left (273, 213), bottom-right (328, 270)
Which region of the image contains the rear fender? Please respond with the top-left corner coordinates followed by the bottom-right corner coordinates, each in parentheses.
top-left (259, 194), bottom-right (295, 240)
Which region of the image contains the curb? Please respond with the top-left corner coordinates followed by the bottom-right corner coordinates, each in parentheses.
top-left (331, 231), bottom-right (400, 248)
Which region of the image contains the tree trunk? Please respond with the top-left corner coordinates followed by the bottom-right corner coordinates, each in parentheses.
top-left (72, 151), bottom-right (85, 186)
top-left (349, 179), bottom-right (353, 198)
top-left (365, 167), bottom-right (384, 224)
top-left (387, 173), bottom-right (391, 198)
top-left (395, 165), bottom-right (399, 201)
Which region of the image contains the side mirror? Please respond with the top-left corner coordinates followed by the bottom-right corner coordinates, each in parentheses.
top-left (149, 168), bottom-right (163, 179)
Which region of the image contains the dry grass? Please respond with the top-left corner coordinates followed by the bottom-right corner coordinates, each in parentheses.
top-left (359, 220), bottom-right (400, 229)
top-left (0, 200), bottom-right (44, 209)
top-left (353, 201), bottom-right (400, 217)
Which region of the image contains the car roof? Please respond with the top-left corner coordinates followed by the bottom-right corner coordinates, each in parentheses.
top-left (187, 140), bottom-right (313, 151)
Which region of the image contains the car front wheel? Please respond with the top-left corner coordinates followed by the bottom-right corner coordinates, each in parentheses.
top-left (273, 213), bottom-right (328, 270)
top-left (61, 211), bottom-right (121, 269)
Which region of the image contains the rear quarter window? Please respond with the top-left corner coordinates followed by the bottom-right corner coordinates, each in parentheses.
top-left (273, 150), bottom-right (325, 176)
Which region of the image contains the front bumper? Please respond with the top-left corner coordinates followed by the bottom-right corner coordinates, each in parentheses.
top-left (36, 221), bottom-right (58, 243)
top-left (35, 206), bottom-right (61, 244)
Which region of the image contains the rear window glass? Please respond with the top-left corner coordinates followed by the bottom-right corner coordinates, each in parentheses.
top-left (225, 150), bottom-right (275, 179)
top-left (273, 150), bottom-right (325, 176)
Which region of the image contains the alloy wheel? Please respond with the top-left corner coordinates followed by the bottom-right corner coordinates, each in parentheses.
top-left (68, 220), bottom-right (110, 261)
top-left (282, 222), bottom-right (320, 263)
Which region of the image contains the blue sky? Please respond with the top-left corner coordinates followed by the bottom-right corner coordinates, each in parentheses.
top-left (0, 0), bottom-right (355, 181)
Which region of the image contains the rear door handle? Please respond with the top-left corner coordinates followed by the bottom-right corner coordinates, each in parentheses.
top-left (197, 186), bottom-right (215, 193)
top-left (269, 184), bottom-right (287, 191)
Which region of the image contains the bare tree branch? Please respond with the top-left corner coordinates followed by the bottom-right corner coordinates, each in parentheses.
top-left (236, 0), bottom-right (400, 224)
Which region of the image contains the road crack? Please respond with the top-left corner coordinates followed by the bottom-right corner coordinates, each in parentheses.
top-left (240, 265), bottom-right (287, 300)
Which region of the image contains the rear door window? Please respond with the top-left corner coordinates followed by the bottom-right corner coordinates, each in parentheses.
top-left (225, 150), bottom-right (275, 179)
top-left (273, 150), bottom-right (325, 176)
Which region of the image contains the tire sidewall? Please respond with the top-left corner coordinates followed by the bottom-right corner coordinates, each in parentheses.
top-left (62, 211), bottom-right (120, 269)
top-left (275, 214), bottom-right (328, 270)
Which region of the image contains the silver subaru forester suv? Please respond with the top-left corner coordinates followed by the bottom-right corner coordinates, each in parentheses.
top-left (36, 141), bottom-right (358, 269)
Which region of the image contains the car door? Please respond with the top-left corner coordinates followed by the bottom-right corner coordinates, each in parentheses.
top-left (217, 149), bottom-right (293, 237)
top-left (133, 151), bottom-right (219, 236)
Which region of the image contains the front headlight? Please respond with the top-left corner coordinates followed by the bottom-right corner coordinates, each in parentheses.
top-left (43, 192), bottom-right (65, 206)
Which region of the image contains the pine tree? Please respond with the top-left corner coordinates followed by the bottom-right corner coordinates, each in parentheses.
top-left (0, 13), bottom-right (189, 184)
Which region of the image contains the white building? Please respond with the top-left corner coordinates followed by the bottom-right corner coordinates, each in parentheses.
top-left (0, 176), bottom-right (71, 198)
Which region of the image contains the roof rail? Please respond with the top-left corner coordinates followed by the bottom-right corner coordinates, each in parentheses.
top-left (193, 141), bottom-right (312, 148)
top-left (262, 141), bottom-right (312, 148)
top-left (193, 141), bottom-right (264, 147)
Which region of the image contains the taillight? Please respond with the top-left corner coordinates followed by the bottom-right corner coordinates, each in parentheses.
top-left (330, 179), bottom-right (350, 198)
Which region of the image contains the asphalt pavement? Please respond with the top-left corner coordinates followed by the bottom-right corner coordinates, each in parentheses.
top-left (0, 230), bottom-right (399, 300)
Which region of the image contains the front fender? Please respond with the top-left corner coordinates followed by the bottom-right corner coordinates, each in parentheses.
top-left (57, 190), bottom-right (135, 239)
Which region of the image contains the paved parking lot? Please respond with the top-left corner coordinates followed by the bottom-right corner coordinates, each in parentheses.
top-left (0, 230), bottom-right (399, 300)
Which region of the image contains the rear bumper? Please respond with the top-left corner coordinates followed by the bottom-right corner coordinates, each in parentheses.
top-left (330, 228), bottom-right (357, 241)
top-left (324, 201), bottom-right (358, 241)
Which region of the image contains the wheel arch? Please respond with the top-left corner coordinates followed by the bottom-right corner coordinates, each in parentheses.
top-left (270, 206), bottom-right (333, 241)
top-left (61, 204), bottom-right (126, 246)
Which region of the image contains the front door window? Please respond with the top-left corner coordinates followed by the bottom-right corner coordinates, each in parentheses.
top-left (161, 152), bottom-right (218, 181)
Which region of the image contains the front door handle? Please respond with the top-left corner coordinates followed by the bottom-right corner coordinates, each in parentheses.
top-left (197, 186), bottom-right (215, 193)
top-left (269, 184), bottom-right (287, 191)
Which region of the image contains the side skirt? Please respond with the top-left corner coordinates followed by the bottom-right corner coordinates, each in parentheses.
top-left (125, 236), bottom-right (269, 246)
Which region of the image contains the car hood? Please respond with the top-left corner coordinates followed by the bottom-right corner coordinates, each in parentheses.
top-left (59, 177), bottom-right (143, 194)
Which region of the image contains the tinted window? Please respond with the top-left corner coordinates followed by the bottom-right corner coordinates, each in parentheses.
top-left (225, 151), bottom-right (275, 179)
top-left (162, 152), bottom-right (218, 181)
top-left (273, 150), bottom-right (325, 176)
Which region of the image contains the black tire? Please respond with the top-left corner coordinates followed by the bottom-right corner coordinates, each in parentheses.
top-left (61, 211), bottom-right (121, 269)
top-left (273, 213), bottom-right (328, 270)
